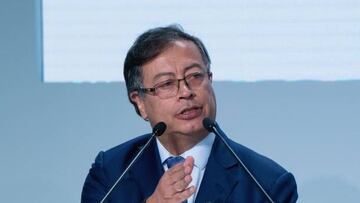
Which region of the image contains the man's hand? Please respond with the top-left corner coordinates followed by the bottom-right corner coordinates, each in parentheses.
top-left (146, 156), bottom-right (195, 203)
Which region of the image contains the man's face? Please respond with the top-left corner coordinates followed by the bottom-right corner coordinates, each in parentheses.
top-left (131, 40), bottom-right (216, 137)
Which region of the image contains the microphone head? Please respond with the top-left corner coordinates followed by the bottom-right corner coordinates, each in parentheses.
top-left (152, 122), bottom-right (167, 136)
top-left (202, 117), bottom-right (215, 132)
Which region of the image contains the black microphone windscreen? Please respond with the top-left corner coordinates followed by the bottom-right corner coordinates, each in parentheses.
top-left (202, 117), bottom-right (215, 132)
top-left (152, 122), bottom-right (167, 136)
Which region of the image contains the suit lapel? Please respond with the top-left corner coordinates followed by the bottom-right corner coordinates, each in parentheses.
top-left (195, 136), bottom-right (240, 203)
top-left (129, 135), bottom-right (164, 199)
top-left (125, 135), bottom-right (246, 201)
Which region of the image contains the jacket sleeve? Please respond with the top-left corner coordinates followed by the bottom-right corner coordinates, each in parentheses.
top-left (270, 172), bottom-right (298, 203)
top-left (81, 151), bottom-right (145, 203)
top-left (81, 151), bottom-right (109, 203)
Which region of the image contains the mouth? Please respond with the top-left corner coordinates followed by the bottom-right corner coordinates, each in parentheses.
top-left (175, 106), bottom-right (203, 120)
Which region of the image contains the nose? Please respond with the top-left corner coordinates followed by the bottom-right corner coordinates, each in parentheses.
top-left (178, 79), bottom-right (194, 99)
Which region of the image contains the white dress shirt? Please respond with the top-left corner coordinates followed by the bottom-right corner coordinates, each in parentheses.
top-left (156, 133), bottom-right (215, 203)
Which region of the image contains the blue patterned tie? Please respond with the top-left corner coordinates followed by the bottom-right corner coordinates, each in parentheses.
top-left (165, 156), bottom-right (188, 203)
top-left (165, 156), bottom-right (185, 168)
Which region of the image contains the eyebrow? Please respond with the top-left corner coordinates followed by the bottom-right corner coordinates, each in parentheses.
top-left (152, 63), bottom-right (204, 82)
top-left (184, 63), bottom-right (204, 73)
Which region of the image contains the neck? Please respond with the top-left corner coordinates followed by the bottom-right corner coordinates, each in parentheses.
top-left (158, 130), bottom-right (208, 155)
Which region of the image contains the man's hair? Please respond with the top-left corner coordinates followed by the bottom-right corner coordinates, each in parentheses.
top-left (123, 25), bottom-right (211, 116)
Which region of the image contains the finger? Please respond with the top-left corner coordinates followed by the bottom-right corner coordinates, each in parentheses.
top-left (172, 174), bottom-right (192, 192)
top-left (168, 156), bottom-right (194, 175)
top-left (184, 156), bottom-right (194, 168)
top-left (167, 161), bottom-right (186, 174)
top-left (182, 157), bottom-right (194, 176)
top-left (174, 185), bottom-right (196, 202)
top-left (166, 165), bottom-right (192, 184)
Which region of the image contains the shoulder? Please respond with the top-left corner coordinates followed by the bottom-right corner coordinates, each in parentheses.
top-left (86, 134), bottom-right (152, 191)
top-left (98, 134), bottom-right (151, 168)
top-left (226, 138), bottom-right (287, 178)
top-left (226, 138), bottom-right (298, 202)
top-left (81, 134), bottom-right (151, 202)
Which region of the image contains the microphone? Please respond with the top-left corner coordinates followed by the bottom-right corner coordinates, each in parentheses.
top-left (202, 118), bottom-right (275, 203)
top-left (100, 122), bottom-right (167, 203)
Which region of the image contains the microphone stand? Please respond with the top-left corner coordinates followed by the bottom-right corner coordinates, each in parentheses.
top-left (100, 122), bottom-right (166, 203)
top-left (203, 118), bottom-right (275, 203)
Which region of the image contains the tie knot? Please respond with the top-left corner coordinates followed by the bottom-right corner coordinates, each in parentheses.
top-left (165, 156), bottom-right (185, 168)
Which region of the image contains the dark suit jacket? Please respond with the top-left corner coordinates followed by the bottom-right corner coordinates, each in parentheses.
top-left (81, 134), bottom-right (298, 203)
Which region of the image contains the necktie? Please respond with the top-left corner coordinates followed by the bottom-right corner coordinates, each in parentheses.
top-left (165, 156), bottom-right (185, 168)
top-left (165, 156), bottom-right (188, 203)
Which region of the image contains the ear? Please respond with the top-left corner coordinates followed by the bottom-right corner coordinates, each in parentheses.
top-left (130, 91), bottom-right (148, 120)
top-left (208, 72), bottom-right (213, 83)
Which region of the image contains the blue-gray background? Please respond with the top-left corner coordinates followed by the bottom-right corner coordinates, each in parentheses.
top-left (1, 1), bottom-right (359, 202)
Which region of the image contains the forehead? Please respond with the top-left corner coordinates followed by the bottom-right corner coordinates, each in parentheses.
top-left (141, 40), bottom-right (205, 82)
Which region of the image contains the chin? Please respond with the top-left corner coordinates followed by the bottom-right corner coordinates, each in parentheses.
top-left (171, 113), bottom-right (212, 134)
top-left (179, 121), bottom-right (205, 134)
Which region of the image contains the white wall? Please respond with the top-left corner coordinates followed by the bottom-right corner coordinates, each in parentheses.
top-left (43, 0), bottom-right (360, 82)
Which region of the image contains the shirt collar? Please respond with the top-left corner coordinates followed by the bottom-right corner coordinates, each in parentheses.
top-left (157, 133), bottom-right (215, 170)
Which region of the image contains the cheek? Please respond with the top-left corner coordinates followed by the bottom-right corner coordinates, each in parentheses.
top-left (204, 88), bottom-right (217, 115)
top-left (144, 99), bottom-right (175, 121)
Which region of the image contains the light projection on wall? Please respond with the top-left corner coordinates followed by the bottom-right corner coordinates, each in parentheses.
top-left (43, 0), bottom-right (360, 82)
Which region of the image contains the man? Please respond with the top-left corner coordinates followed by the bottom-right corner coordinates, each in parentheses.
top-left (81, 25), bottom-right (298, 203)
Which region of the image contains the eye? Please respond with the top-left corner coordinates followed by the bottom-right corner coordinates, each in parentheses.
top-left (188, 72), bottom-right (204, 80)
top-left (156, 80), bottom-right (176, 90)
